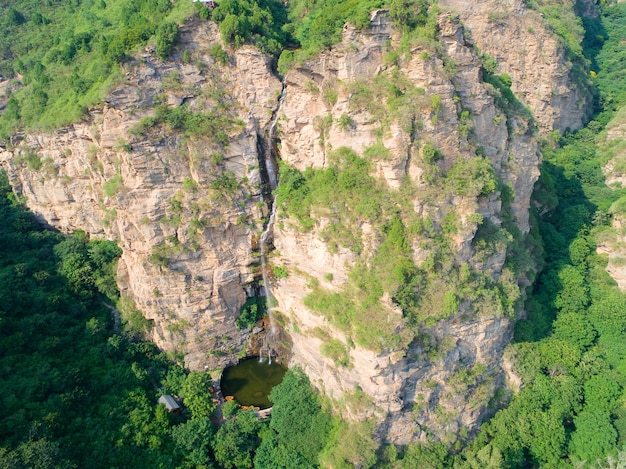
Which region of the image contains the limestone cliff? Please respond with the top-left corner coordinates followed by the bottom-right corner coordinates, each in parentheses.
top-left (0, 19), bottom-right (282, 370)
top-left (271, 11), bottom-right (539, 443)
top-left (0, 6), bottom-right (589, 445)
top-left (599, 107), bottom-right (626, 289)
top-left (439, 0), bottom-right (593, 133)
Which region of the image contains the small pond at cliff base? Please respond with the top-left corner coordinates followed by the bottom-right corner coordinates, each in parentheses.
top-left (220, 357), bottom-right (287, 409)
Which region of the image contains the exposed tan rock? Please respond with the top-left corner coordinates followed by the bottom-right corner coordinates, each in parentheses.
top-left (599, 107), bottom-right (626, 289)
top-left (0, 19), bottom-right (282, 371)
top-left (272, 11), bottom-right (540, 443)
top-left (0, 7), bottom-right (585, 445)
top-left (440, 0), bottom-right (593, 133)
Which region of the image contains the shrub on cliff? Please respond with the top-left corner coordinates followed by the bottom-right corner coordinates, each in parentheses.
top-left (155, 22), bottom-right (180, 59)
top-left (211, 0), bottom-right (288, 55)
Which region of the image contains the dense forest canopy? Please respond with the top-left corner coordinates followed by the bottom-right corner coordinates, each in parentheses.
top-left (2, 0), bottom-right (626, 467)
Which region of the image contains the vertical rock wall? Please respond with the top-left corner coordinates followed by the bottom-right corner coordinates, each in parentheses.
top-left (270, 11), bottom-right (542, 443)
top-left (0, 6), bottom-right (592, 444)
top-left (440, 0), bottom-right (593, 133)
top-left (0, 20), bottom-right (282, 371)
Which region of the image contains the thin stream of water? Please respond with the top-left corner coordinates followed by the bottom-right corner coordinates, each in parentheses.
top-left (258, 84), bottom-right (286, 362)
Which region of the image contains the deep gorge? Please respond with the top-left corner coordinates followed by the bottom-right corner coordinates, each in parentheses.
top-left (2, 0), bottom-right (626, 466)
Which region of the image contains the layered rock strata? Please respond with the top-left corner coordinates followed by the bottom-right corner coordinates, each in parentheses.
top-left (0, 7), bottom-right (591, 444)
top-left (0, 20), bottom-right (282, 371)
top-left (440, 0), bottom-right (593, 133)
top-left (271, 11), bottom-right (540, 442)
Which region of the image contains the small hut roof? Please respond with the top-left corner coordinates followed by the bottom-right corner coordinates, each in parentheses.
top-left (158, 394), bottom-right (180, 411)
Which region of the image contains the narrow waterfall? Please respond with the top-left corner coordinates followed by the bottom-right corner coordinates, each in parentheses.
top-left (258, 84), bottom-right (286, 363)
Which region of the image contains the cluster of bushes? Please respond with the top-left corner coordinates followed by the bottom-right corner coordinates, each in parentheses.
top-left (236, 296), bottom-right (267, 329)
top-left (0, 0), bottom-right (194, 139)
top-left (277, 0), bottom-right (438, 73)
top-left (131, 103), bottom-right (244, 146)
top-left (210, 0), bottom-right (289, 55)
top-left (0, 0), bottom-right (443, 139)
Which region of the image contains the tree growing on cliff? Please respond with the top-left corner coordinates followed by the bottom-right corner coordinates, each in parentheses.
top-left (389, 0), bottom-right (431, 30)
top-left (155, 22), bottom-right (180, 59)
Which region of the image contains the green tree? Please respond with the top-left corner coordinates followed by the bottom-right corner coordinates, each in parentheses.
top-left (212, 409), bottom-right (261, 469)
top-left (155, 22), bottom-right (180, 59)
top-left (220, 14), bottom-right (250, 48)
top-left (389, 0), bottom-right (431, 30)
top-left (583, 375), bottom-right (622, 412)
top-left (181, 372), bottom-right (215, 419)
top-left (267, 368), bottom-right (331, 465)
top-left (569, 410), bottom-right (617, 463)
top-left (172, 417), bottom-right (215, 467)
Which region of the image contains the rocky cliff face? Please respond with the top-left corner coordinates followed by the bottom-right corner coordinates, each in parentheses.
top-left (271, 11), bottom-right (540, 443)
top-left (599, 107), bottom-right (626, 289)
top-left (0, 7), bottom-right (588, 445)
top-left (0, 20), bottom-right (282, 371)
top-left (440, 0), bottom-right (593, 133)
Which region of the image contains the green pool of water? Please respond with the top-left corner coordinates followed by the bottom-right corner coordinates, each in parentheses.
top-left (220, 357), bottom-right (287, 409)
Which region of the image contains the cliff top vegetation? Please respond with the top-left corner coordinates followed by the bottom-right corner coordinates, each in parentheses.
top-left (0, 0), bottom-right (593, 139)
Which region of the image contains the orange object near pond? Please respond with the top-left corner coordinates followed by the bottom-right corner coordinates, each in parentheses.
top-left (220, 357), bottom-right (286, 409)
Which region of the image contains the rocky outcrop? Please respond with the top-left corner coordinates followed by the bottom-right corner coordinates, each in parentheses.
top-left (440, 0), bottom-right (593, 133)
top-left (271, 11), bottom-right (539, 443)
top-left (599, 107), bottom-right (626, 288)
top-left (0, 19), bottom-right (282, 371)
top-left (0, 5), bottom-right (586, 445)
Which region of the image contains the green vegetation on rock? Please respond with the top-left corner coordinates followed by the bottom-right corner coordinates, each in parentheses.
top-left (0, 0), bottom-right (194, 138)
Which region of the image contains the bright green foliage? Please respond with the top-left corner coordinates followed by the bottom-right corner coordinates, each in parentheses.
top-left (276, 147), bottom-right (389, 238)
top-left (171, 417), bottom-right (215, 467)
top-left (282, 0), bottom-right (385, 56)
top-left (442, 290), bottom-right (459, 316)
top-left (147, 103), bottom-right (244, 141)
top-left (569, 410), bottom-right (617, 463)
top-left (320, 339), bottom-right (350, 367)
top-left (444, 157), bottom-right (498, 197)
top-left (181, 372), bottom-right (215, 419)
top-left (552, 311), bottom-right (596, 351)
top-left (593, 5), bottom-right (626, 112)
top-left (0, 170), bottom-right (192, 467)
top-left (236, 296), bottom-right (267, 329)
top-left (278, 0), bottom-right (438, 73)
top-left (422, 143), bottom-right (441, 164)
top-left (389, 0), bottom-right (431, 30)
top-left (213, 408), bottom-right (262, 469)
top-left (211, 0), bottom-right (289, 55)
top-left (363, 141), bottom-right (393, 160)
top-left (53, 230), bottom-right (122, 300)
top-left (337, 113), bottom-right (355, 132)
top-left (103, 173), bottom-right (124, 197)
top-left (320, 420), bottom-right (379, 468)
top-left (456, 4), bottom-right (626, 466)
top-left (155, 21), bottom-right (180, 59)
top-left (258, 368), bottom-right (332, 468)
top-left (0, 0), bottom-right (194, 138)
top-left (583, 375), bottom-right (622, 413)
top-left (211, 43), bottom-right (230, 65)
top-left (346, 70), bottom-right (427, 133)
top-left (554, 264), bottom-right (589, 314)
